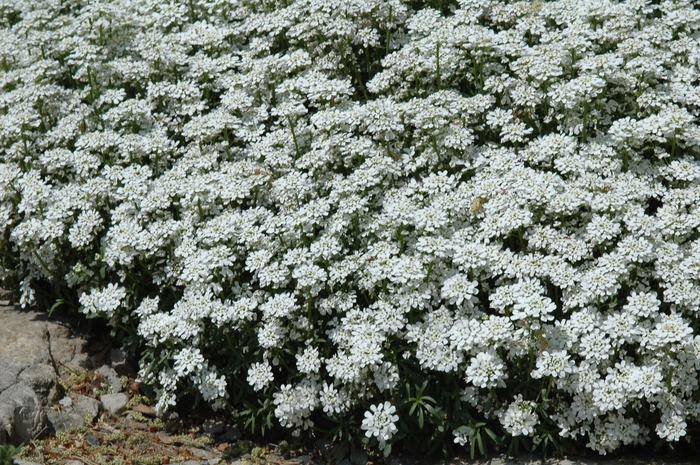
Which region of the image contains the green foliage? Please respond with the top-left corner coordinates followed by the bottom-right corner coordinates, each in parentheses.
top-left (0, 444), bottom-right (22, 465)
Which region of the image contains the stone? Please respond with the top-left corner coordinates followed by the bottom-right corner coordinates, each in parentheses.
top-left (202, 418), bottom-right (226, 434)
top-left (156, 431), bottom-right (174, 443)
top-left (338, 460), bottom-right (352, 465)
top-left (222, 426), bottom-right (241, 441)
top-left (110, 347), bottom-right (133, 376)
top-left (58, 397), bottom-right (72, 408)
top-left (100, 393), bottom-right (128, 415)
top-left (17, 364), bottom-right (57, 406)
top-left (349, 447), bottom-right (368, 465)
top-left (97, 365), bottom-right (123, 394)
top-left (13, 459), bottom-right (43, 465)
top-left (86, 434), bottom-right (100, 446)
top-left (315, 438), bottom-right (333, 456)
top-left (296, 456), bottom-right (311, 463)
top-left (45, 409), bottom-right (84, 432)
top-left (0, 307), bottom-right (80, 370)
top-left (0, 384), bottom-right (47, 445)
top-left (330, 443), bottom-right (348, 464)
top-left (0, 303), bottom-right (90, 446)
top-left (64, 461), bottom-right (85, 465)
top-left (72, 394), bottom-right (102, 420)
top-left (0, 360), bottom-right (23, 393)
top-left (189, 446), bottom-right (220, 460)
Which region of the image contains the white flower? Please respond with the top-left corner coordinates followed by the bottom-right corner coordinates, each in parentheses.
top-left (441, 273), bottom-right (479, 308)
top-left (68, 209), bottom-right (104, 249)
top-left (197, 367), bottom-right (228, 401)
top-left (361, 401), bottom-right (399, 443)
top-left (247, 360), bottom-right (274, 391)
top-left (531, 350), bottom-right (574, 379)
top-left (465, 351), bottom-right (508, 389)
top-left (499, 395), bottom-right (539, 437)
top-left (79, 284), bottom-right (126, 318)
top-left (319, 382), bottom-right (349, 415)
top-left (296, 345), bottom-right (322, 374)
top-left (656, 412), bottom-right (687, 442)
top-left (173, 347), bottom-right (205, 378)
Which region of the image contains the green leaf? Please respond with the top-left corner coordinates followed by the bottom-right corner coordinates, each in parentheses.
top-left (383, 443), bottom-right (392, 457)
top-left (476, 432), bottom-right (484, 455)
top-left (48, 298), bottom-right (65, 317)
top-left (484, 427), bottom-right (502, 446)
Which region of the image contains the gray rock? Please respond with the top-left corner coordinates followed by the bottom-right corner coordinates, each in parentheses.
top-left (331, 443), bottom-right (348, 464)
top-left (202, 418), bottom-right (226, 434)
top-left (316, 438), bottom-right (333, 456)
top-left (64, 461), bottom-right (85, 465)
top-left (13, 459), bottom-right (42, 465)
top-left (189, 446), bottom-right (220, 460)
top-left (0, 384), bottom-right (48, 445)
top-left (45, 409), bottom-right (84, 432)
top-left (0, 304), bottom-right (91, 445)
top-left (0, 360), bottom-right (23, 393)
top-left (110, 347), bottom-right (133, 376)
top-left (349, 447), bottom-right (369, 465)
top-left (100, 393), bottom-right (128, 415)
top-left (72, 394), bottom-right (102, 421)
top-left (338, 460), bottom-right (352, 465)
top-left (222, 426), bottom-right (241, 441)
top-left (97, 365), bottom-right (122, 394)
top-left (296, 455), bottom-right (312, 463)
top-left (18, 364), bottom-right (57, 406)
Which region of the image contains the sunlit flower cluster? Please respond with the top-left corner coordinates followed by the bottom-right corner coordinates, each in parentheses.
top-left (2, 0), bottom-right (700, 456)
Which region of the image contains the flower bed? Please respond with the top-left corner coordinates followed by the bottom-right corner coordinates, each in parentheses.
top-left (2, 0), bottom-right (700, 458)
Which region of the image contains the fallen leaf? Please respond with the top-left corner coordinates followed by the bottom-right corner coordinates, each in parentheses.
top-left (216, 442), bottom-right (229, 451)
top-left (156, 432), bottom-right (173, 444)
top-left (162, 457), bottom-right (170, 464)
top-left (132, 404), bottom-right (156, 416)
top-left (189, 446), bottom-right (219, 460)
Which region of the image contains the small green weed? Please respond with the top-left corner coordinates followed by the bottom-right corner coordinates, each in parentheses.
top-left (0, 444), bottom-right (22, 465)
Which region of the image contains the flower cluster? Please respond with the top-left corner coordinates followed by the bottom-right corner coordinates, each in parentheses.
top-left (2, 0), bottom-right (700, 457)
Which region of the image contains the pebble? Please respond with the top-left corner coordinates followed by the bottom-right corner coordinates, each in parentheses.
top-left (202, 418), bottom-right (226, 434)
top-left (97, 365), bottom-right (123, 394)
top-left (100, 392), bottom-right (129, 415)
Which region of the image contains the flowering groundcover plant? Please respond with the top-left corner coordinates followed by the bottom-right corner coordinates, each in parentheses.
top-left (2, 0), bottom-right (700, 458)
